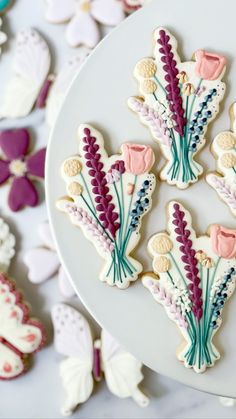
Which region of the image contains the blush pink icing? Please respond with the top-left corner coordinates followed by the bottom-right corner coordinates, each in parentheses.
top-left (122, 143), bottom-right (154, 175)
top-left (210, 225), bottom-right (236, 259)
top-left (195, 50), bottom-right (227, 81)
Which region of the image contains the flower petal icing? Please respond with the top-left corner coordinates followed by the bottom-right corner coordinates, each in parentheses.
top-left (8, 177), bottom-right (38, 212)
top-left (26, 148), bottom-right (46, 178)
top-left (0, 129), bottom-right (29, 160)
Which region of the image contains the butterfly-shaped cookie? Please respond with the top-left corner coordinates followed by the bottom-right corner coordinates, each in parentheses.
top-left (24, 221), bottom-right (75, 298)
top-left (0, 28), bottom-right (89, 120)
top-left (0, 274), bottom-right (46, 379)
top-left (0, 217), bottom-right (15, 273)
top-left (52, 303), bottom-right (149, 416)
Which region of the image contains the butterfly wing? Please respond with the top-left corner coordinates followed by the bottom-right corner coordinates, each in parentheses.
top-left (51, 304), bottom-right (94, 415)
top-left (0, 291), bottom-right (44, 353)
top-left (0, 28), bottom-right (51, 118)
top-left (101, 329), bottom-right (149, 407)
top-left (0, 342), bottom-right (24, 379)
top-left (46, 50), bottom-right (89, 127)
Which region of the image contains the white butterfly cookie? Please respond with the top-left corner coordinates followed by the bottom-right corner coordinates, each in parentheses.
top-left (207, 103), bottom-right (236, 217)
top-left (0, 274), bottom-right (46, 379)
top-left (52, 303), bottom-right (149, 416)
top-left (0, 28), bottom-right (51, 119)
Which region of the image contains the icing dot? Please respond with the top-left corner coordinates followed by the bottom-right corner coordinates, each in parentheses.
top-left (63, 159), bottom-right (82, 177)
top-left (9, 159), bottom-right (27, 177)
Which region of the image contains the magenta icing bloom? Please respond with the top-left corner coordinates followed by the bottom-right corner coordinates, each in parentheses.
top-left (0, 129), bottom-right (46, 212)
top-left (82, 128), bottom-right (119, 238)
top-left (157, 29), bottom-right (186, 137)
top-left (110, 160), bottom-right (125, 174)
top-left (172, 203), bottom-right (203, 321)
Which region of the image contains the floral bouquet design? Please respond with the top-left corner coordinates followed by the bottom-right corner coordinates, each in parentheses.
top-left (128, 27), bottom-right (227, 189)
top-left (57, 124), bottom-right (156, 289)
top-left (142, 201), bottom-right (236, 373)
top-left (207, 103), bottom-right (236, 216)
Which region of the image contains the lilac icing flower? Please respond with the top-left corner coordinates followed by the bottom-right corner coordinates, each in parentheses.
top-left (0, 129), bottom-right (46, 212)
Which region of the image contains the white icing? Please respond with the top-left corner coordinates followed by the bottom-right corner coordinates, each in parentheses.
top-left (57, 124), bottom-right (156, 289)
top-left (9, 159), bottom-right (27, 177)
top-left (45, 0), bottom-right (125, 48)
top-left (0, 28), bottom-right (51, 119)
top-left (207, 107), bottom-right (236, 217)
top-left (0, 342), bottom-right (24, 379)
top-left (51, 303), bottom-right (148, 415)
top-left (0, 217), bottom-right (15, 273)
top-left (0, 18), bottom-right (7, 56)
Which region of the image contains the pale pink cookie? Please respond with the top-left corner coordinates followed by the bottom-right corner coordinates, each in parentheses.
top-left (24, 221), bottom-right (75, 298)
top-left (207, 103), bottom-right (236, 217)
top-left (57, 124), bottom-right (156, 289)
top-left (0, 28), bottom-right (52, 119)
top-left (52, 303), bottom-right (149, 416)
top-left (128, 27), bottom-right (227, 189)
top-left (0, 274), bottom-right (46, 379)
top-left (45, 0), bottom-right (125, 48)
top-left (142, 201), bottom-right (236, 373)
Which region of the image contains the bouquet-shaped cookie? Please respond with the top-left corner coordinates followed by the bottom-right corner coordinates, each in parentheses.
top-left (57, 124), bottom-right (156, 289)
top-left (142, 201), bottom-right (236, 373)
top-left (207, 103), bottom-right (236, 216)
top-left (128, 27), bottom-right (227, 189)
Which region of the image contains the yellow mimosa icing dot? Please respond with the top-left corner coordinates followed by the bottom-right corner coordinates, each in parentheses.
top-left (220, 153), bottom-right (236, 169)
top-left (63, 159), bottom-right (82, 177)
top-left (135, 59), bottom-right (157, 78)
top-left (153, 256), bottom-right (170, 273)
top-left (216, 133), bottom-right (236, 150)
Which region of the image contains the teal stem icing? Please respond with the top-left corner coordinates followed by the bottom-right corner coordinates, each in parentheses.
top-left (80, 172), bottom-right (96, 213)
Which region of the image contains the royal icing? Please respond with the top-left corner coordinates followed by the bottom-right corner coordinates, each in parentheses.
top-left (52, 303), bottom-right (149, 415)
top-left (46, 50), bottom-right (90, 127)
top-left (0, 28), bottom-right (51, 119)
top-left (0, 217), bottom-right (15, 273)
top-left (142, 201), bottom-right (236, 373)
top-left (0, 17), bottom-right (7, 55)
top-left (0, 129), bottom-right (46, 212)
top-left (45, 0), bottom-right (125, 48)
top-left (24, 221), bottom-right (75, 298)
top-left (121, 0), bottom-right (148, 13)
top-left (0, 274), bottom-right (46, 379)
top-left (207, 103), bottom-right (236, 217)
top-left (57, 124), bottom-right (156, 289)
top-left (128, 27), bottom-right (227, 189)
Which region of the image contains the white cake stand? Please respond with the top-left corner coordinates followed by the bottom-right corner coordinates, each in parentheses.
top-left (46, 0), bottom-right (236, 398)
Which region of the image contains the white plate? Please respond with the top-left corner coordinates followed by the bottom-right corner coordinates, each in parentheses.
top-left (46, 0), bottom-right (236, 397)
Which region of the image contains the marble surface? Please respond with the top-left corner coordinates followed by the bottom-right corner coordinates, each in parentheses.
top-left (0, 1), bottom-right (235, 418)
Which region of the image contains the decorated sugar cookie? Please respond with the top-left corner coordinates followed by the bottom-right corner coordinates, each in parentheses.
top-left (46, 50), bottom-right (90, 127)
top-left (142, 201), bottom-right (236, 373)
top-left (121, 0), bottom-right (149, 13)
top-left (0, 28), bottom-right (52, 119)
top-left (128, 27), bottom-right (227, 189)
top-left (0, 129), bottom-right (46, 212)
top-left (24, 221), bottom-right (75, 298)
top-left (207, 104), bottom-right (236, 216)
top-left (57, 124), bottom-right (156, 289)
top-left (45, 0), bottom-right (125, 48)
top-left (0, 217), bottom-right (15, 273)
top-left (52, 303), bottom-right (149, 416)
top-left (0, 273), bottom-right (46, 379)
top-left (0, 18), bottom-right (7, 56)
top-left (0, 0), bottom-right (11, 14)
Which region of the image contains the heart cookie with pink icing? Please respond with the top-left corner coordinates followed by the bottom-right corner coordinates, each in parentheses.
top-left (0, 274), bottom-right (46, 379)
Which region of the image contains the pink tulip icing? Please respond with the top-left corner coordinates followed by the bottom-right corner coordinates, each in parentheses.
top-left (0, 129), bottom-right (46, 212)
top-left (195, 50), bottom-right (227, 81)
top-left (210, 225), bottom-right (236, 259)
top-left (121, 143), bottom-right (154, 175)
